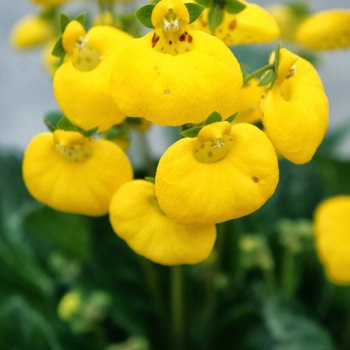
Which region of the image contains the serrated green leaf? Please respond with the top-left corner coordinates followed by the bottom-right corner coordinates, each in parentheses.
top-left (51, 37), bottom-right (65, 58)
top-left (181, 126), bottom-right (203, 138)
top-left (57, 116), bottom-right (78, 131)
top-left (258, 70), bottom-right (274, 86)
top-left (195, 0), bottom-right (212, 7)
top-left (185, 3), bottom-right (205, 24)
top-left (60, 13), bottom-right (71, 33)
top-left (225, 111), bottom-right (239, 123)
top-left (135, 4), bottom-right (156, 29)
top-left (43, 111), bottom-right (63, 132)
top-left (225, 0), bottom-right (246, 14)
top-left (208, 6), bottom-right (224, 33)
top-left (74, 12), bottom-right (86, 26)
top-left (205, 111), bottom-right (222, 125)
top-left (80, 126), bottom-right (99, 138)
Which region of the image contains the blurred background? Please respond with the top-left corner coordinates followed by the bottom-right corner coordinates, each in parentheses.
top-left (1, 0), bottom-right (350, 152)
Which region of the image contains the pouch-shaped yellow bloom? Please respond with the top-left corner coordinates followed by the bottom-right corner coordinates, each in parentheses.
top-left (23, 130), bottom-right (133, 216)
top-left (155, 121), bottom-right (279, 225)
top-left (231, 78), bottom-right (261, 125)
top-left (260, 48), bottom-right (328, 164)
top-left (11, 15), bottom-right (54, 49)
top-left (296, 10), bottom-right (350, 50)
top-left (192, 1), bottom-right (279, 45)
top-left (53, 21), bottom-right (132, 132)
top-left (110, 0), bottom-right (242, 126)
top-left (314, 196), bottom-right (350, 284)
top-left (109, 180), bottom-right (216, 265)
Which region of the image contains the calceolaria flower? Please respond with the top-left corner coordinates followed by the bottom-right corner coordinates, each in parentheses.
top-left (155, 121), bottom-right (279, 225)
top-left (109, 180), bottom-right (216, 265)
top-left (110, 0), bottom-right (242, 126)
top-left (314, 196), bottom-right (350, 284)
top-left (10, 14), bottom-right (54, 49)
top-left (23, 130), bottom-right (133, 216)
top-left (260, 48), bottom-right (329, 164)
top-left (192, 1), bottom-right (280, 45)
top-left (53, 21), bottom-right (132, 132)
top-left (295, 9), bottom-right (350, 50)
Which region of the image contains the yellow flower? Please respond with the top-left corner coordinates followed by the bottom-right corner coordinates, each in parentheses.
top-left (192, 1), bottom-right (280, 45)
top-left (10, 15), bottom-right (54, 49)
top-left (110, 0), bottom-right (242, 126)
top-left (109, 180), bottom-right (216, 265)
top-left (53, 21), bottom-right (133, 132)
top-left (296, 9), bottom-right (350, 50)
top-left (155, 121), bottom-right (279, 225)
top-left (260, 48), bottom-right (328, 164)
top-left (30, 0), bottom-right (74, 6)
top-left (231, 78), bottom-right (261, 125)
top-left (314, 196), bottom-right (350, 284)
top-left (22, 130), bottom-right (133, 216)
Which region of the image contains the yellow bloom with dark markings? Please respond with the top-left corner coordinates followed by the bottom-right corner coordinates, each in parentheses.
top-left (109, 180), bottom-right (216, 265)
top-left (23, 130), bottom-right (133, 216)
top-left (260, 48), bottom-right (328, 164)
top-left (53, 21), bottom-right (132, 132)
top-left (296, 9), bottom-right (350, 50)
top-left (110, 0), bottom-right (242, 126)
top-left (192, 1), bottom-right (280, 45)
top-left (314, 196), bottom-right (350, 284)
top-left (155, 121), bottom-right (279, 225)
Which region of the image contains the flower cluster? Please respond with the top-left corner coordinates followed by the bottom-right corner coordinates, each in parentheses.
top-left (18, 0), bottom-right (339, 267)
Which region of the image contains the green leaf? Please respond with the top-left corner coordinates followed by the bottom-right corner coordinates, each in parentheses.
top-left (225, 111), bottom-right (239, 123)
top-left (181, 126), bottom-right (203, 138)
top-left (60, 13), bottom-right (71, 33)
top-left (205, 111), bottom-right (222, 125)
top-left (57, 116), bottom-right (78, 131)
top-left (43, 111), bottom-right (64, 132)
top-left (258, 70), bottom-right (274, 86)
top-left (51, 37), bottom-right (65, 58)
top-left (185, 3), bottom-right (205, 23)
top-left (74, 12), bottom-right (86, 26)
top-left (208, 6), bottom-right (224, 33)
top-left (195, 0), bottom-right (212, 7)
top-left (135, 4), bottom-right (156, 29)
top-left (80, 126), bottom-right (99, 138)
top-left (225, 0), bottom-right (246, 14)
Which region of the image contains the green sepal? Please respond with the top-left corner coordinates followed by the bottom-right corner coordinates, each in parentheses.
top-left (51, 37), bottom-right (65, 58)
top-left (126, 117), bottom-right (143, 126)
top-left (195, 0), bottom-right (212, 7)
top-left (43, 111), bottom-right (64, 132)
top-left (57, 116), bottom-right (78, 132)
top-left (135, 4), bottom-right (156, 29)
top-left (185, 3), bottom-right (205, 23)
top-left (74, 13), bottom-right (86, 27)
top-left (181, 126), bottom-right (203, 138)
top-left (60, 13), bottom-right (71, 33)
top-left (103, 124), bottom-right (129, 140)
top-left (208, 6), bottom-right (224, 33)
top-left (80, 126), bottom-right (99, 138)
top-left (225, 111), bottom-right (239, 123)
top-left (225, 0), bottom-right (246, 14)
top-left (269, 41), bottom-right (281, 89)
top-left (258, 70), bottom-right (274, 86)
top-left (205, 111), bottom-right (222, 125)
top-left (145, 177), bottom-right (155, 184)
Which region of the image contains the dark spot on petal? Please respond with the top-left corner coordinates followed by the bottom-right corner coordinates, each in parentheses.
top-left (179, 33), bottom-right (186, 41)
top-left (252, 176), bottom-right (259, 183)
top-left (169, 40), bottom-right (172, 45)
top-left (229, 19), bottom-right (237, 30)
top-left (208, 152), bottom-right (213, 157)
top-left (201, 144), bottom-right (205, 149)
top-left (188, 35), bottom-right (193, 43)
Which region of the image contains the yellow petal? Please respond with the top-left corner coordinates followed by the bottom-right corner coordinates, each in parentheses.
top-left (192, 1), bottom-right (280, 45)
top-left (31, 0), bottom-right (74, 5)
top-left (53, 26), bottom-right (132, 132)
top-left (109, 180), bottom-right (216, 265)
top-left (10, 15), bottom-right (54, 49)
top-left (155, 122), bottom-right (279, 225)
top-left (110, 30), bottom-right (242, 126)
top-left (314, 196), bottom-right (350, 285)
top-left (260, 48), bottom-right (328, 164)
top-left (62, 20), bottom-right (86, 54)
top-left (22, 132), bottom-right (133, 216)
top-left (296, 10), bottom-right (350, 50)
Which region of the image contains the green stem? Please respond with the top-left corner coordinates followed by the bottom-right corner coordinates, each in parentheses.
top-left (243, 63), bottom-right (274, 85)
top-left (171, 265), bottom-right (185, 350)
top-left (281, 248), bottom-right (296, 299)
